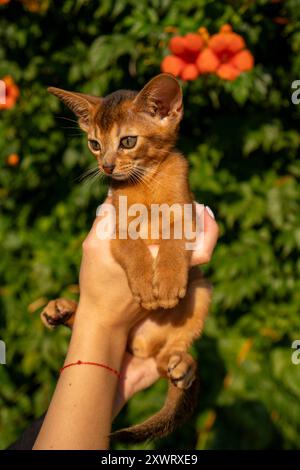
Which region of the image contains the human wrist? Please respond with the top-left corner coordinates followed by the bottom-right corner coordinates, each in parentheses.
top-left (74, 301), bottom-right (130, 336)
top-left (75, 297), bottom-right (135, 334)
top-left (66, 309), bottom-right (127, 374)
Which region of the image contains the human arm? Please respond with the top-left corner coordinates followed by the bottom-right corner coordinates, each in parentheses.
top-left (33, 202), bottom-right (218, 450)
top-left (33, 209), bottom-right (142, 450)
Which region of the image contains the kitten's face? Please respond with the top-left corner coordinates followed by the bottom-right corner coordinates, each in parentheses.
top-left (48, 74), bottom-right (183, 182)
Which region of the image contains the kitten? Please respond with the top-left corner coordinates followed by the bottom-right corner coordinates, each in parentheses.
top-left (42, 74), bottom-right (212, 442)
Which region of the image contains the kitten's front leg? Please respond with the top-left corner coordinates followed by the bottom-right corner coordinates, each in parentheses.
top-left (153, 238), bottom-right (191, 309)
top-left (111, 237), bottom-right (158, 310)
top-left (41, 298), bottom-right (77, 329)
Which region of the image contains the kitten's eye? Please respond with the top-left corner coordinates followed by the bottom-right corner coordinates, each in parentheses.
top-left (120, 136), bottom-right (137, 149)
top-left (88, 139), bottom-right (101, 151)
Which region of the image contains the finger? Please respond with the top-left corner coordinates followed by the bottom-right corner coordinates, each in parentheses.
top-left (120, 354), bottom-right (159, 391)
top-left (83, 198), bottom-right (115, 248)
top-left (191, 205), bottom-right (219, 266)
top-left (131, 357), bottom-right (160, 393)
top-left (113, 353), bottom-right (159, 419)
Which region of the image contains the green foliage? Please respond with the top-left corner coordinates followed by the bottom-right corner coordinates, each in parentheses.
top-left (1, 0), bottom-right (300, 450)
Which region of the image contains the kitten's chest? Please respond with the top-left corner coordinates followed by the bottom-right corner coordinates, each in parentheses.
top-left (113, 186), bottom-right (161, 210)
top-left (112, 190), bottom-right (190, 245)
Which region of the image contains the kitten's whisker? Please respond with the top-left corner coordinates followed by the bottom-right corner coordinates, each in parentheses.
top-left (131, 168), bottom-right (153, 189)
top-left (56, 116), bottom-right (79, 124)
top-left (66, 134), bottom-right (85, 138)
top-left (131, 172), bottom-right (146, 190)
top-left (134, 165), bottom-right (179, 195)
top-left (77, 166), bottom-right (99, 178)
top-left (75, 166), bottom-right (99, 183)
top-left (81, 172), bottom-right (99, 185)
top-left (129, 173), bottom-right (137, 186)
top-left (82, 169), bottom-right (104, 186)
top-left (132, 170), bottom-right (153, 192)
top-left (61, 126), bottom-right (83, 130)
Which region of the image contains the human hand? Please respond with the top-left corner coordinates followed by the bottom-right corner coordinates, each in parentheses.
top-left (113, 352), bottom-right (160, 418)
top-left (77, 196), bottom-right (141, 332)
top-left (77, 200), bottom-right (218, 332)
top-left (191, 204), bottom-right (219, 265)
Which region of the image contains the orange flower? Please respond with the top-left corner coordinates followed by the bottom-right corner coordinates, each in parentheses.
top-left (169, 33), bottom-right (203, 62)
top-left (230, 49), bottom-right (254, 72)
top-left (0, 75), bottom-right (20, 110)
top-left (7, 153), bottom-right (20, 167)
top-left (196, 24), bottom-right (254, 80)
top-left (184, 33), bottom-right (204, 53)
top-left (217, 64), bottom-right (241, 81)
top-left (210, 29), bottom-right (245, 57)
top-left (163, 33), bottom-right (204, 80)
top-left (161, 24), bottom-right (253, 82)
top-left (181, 64), bottom-right (199, 81)
top-left (161, 55), bottom-right (185, 77)
top-left (196, 48), bottom-right (219, 74)
top-left (169, 36), bottom-right (186, 55)
top-left (0, 0), bottom-right (10, 4)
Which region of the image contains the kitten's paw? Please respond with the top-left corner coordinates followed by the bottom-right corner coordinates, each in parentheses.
top-left (167, 352), bottom-right (196, 389)
top-left (153, 269), bottom-right (187, 309)
top-left (41, 298), bottom-right (77, 329)
top-left (130, 280), bottom-right (158, 310)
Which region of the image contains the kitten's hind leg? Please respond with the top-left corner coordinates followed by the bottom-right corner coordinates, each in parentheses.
top-left (156, 349), bottom-right (197, 390)
top-left (153, 270), bottom-right (211, 389)
top-left (167, 352), bottom-right (196, 389)
top-left (41, 298), bottom-right (77, 329)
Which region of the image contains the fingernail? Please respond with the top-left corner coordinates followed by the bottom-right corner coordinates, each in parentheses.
top-left (205, 206), bottom-right (215, 219)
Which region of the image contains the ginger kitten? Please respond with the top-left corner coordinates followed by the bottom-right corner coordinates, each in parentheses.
top-left (42, 74), bottom-right (212, 441)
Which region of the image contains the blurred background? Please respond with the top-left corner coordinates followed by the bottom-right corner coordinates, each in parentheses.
top-left (1, 0), bottom-right (300, 450)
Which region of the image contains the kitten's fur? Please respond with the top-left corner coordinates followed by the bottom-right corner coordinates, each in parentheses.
top-left (43, 74), bottom-right (212, 442)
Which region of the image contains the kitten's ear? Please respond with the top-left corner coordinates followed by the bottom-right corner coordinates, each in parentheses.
top-left (47, 87), bottom-right (101, 131)
top-left (133, 73), bottom-right (183, 120)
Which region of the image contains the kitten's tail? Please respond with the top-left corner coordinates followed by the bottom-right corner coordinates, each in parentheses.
top-left (110, 373), bottom-right (199, 443)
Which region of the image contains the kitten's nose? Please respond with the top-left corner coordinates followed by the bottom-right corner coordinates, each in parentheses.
top-left (103, 163), bottom-right (115, 174)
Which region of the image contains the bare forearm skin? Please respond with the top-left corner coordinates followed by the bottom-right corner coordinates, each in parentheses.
top-left (33, 304), bottom-right (127, 450)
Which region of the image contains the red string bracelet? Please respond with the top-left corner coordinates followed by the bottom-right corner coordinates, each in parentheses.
top-left (60, 360), bottom-right (121, 378)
